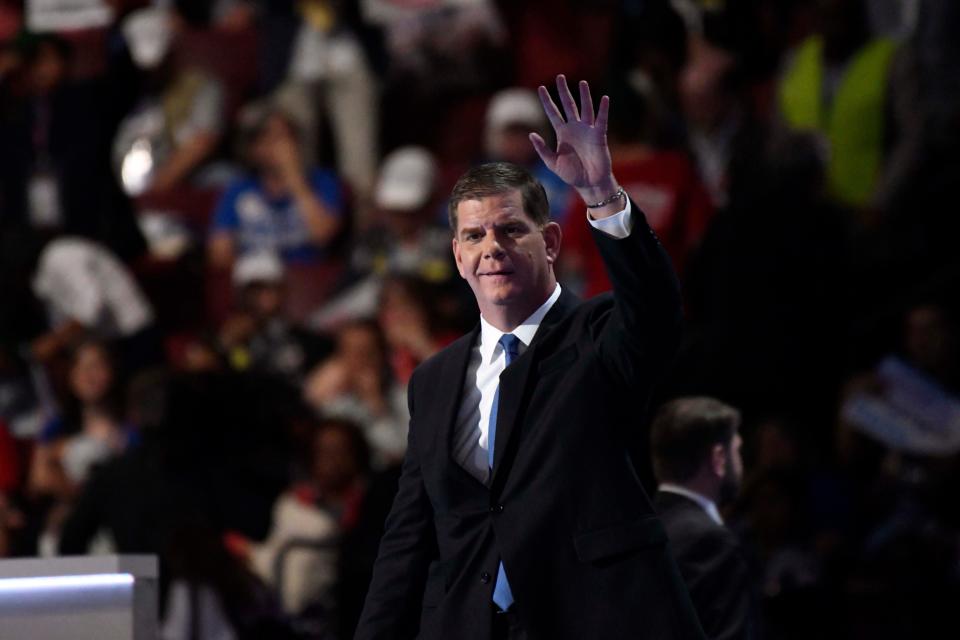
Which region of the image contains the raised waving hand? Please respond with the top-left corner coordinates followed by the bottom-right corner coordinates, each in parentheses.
top-left (530, 75), bottom-right (621, 215)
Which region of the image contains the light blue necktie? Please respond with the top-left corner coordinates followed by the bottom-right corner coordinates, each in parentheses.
top-left (490, 333), bottom-right (520, 610)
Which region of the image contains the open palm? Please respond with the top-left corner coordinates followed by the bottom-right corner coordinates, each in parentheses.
top-left (530, 75), bottom-right (613, 194)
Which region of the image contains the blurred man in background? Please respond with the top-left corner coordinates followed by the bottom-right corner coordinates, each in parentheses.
top-left (651, 396), bottom-right (756, 640)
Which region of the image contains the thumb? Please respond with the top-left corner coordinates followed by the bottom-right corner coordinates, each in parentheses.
top-left (529, 132), bottom-right (556, 168)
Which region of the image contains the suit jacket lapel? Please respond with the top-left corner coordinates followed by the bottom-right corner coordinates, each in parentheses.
top-left (490, 289), bottom-right (580, 488)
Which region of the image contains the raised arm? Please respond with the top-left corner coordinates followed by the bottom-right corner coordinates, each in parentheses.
top-left (532, 75), bottom-right (682, 385)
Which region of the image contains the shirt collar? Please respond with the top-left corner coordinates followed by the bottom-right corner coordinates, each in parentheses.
top-left (658, 483), bottom-right (724, 526)
top-left (478, 283), bottom-right (562, 365)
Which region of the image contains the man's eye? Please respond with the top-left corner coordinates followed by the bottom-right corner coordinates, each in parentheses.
top-left (507, 225), bottom-right (524, 235)
top-left (465, 232), bottom-right (481, 241)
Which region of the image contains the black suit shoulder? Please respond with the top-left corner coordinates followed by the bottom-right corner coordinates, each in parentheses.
top-left (655, 491), bottom-right (753, 640)
top-left (656, 492), bottom-right (739, 552)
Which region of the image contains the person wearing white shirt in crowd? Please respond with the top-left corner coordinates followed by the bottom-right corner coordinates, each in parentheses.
top-left (30, 236), bottom-right (160, 372)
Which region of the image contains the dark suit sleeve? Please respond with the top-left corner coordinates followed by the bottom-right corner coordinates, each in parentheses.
top-left (589, 198), bottom-right (684, 387)
top-left (354, 371), bottom-right (436, 640)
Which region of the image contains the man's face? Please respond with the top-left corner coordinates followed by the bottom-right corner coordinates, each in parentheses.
top-left (250, 114), bottom-right (296, 171)
top-left (383, 206), bottom-right (426, 239)
top-left (70, 344), bottom-right (113, 404)
top-left (30, 43), bottom-right (66, 95)
top-left (338, 325), bottom-right (383, 374)
top-left (452, 189), bottom-right (560, 319)
top-left (244, 282), bottom-right (284, 320)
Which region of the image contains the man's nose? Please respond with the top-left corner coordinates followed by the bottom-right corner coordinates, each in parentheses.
top-left (482, 231), bottom-right (506, 259)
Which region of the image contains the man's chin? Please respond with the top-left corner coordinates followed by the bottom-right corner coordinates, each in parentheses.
top-left (478, 281), bottom-right (518, 302)
top-left (485, 286), bottom-right (520, 307)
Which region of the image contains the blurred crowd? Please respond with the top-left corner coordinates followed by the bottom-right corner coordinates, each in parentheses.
top-left (1, 0), bottom-right (959, 638)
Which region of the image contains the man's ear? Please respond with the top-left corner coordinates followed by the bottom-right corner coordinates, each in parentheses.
top-left (711, 444), bottom-right (727, 479)
top-left (452, 237), bottom-right (466, 279)
top-left (542, 221), bottom-right (562, 264)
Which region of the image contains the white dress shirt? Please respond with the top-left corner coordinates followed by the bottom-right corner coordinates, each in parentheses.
top-left (658, 483), bottom-right (724, 526)
top-left (452, 200), bottom-right (633, 483)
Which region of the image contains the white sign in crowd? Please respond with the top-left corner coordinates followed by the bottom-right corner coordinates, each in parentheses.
top-left (27, 0), bottom-right (114, 32)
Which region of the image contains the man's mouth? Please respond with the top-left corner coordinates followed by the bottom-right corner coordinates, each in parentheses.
top-left (480, 270), bottom-right (514, 277)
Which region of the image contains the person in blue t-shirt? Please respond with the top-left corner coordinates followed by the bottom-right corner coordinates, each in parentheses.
top-left (208, 103), bottom-right (344, 269)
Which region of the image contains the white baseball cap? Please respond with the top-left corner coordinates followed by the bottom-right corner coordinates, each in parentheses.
top-left (485, 88), bottom-right (546, 132)
top-left (232, 251), bottom-right (285, 287)
top-left (374, 146), bottom-right (437, 211)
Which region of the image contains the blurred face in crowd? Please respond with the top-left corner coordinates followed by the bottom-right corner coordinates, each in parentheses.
top-left (453, 189), bottom-right (560, 326)
top-left (243, 282), bottom-right (285, 320)
top-left (379, 283), bottom-right (428, 342)
top-left (491, 124), bottom-right (538, 165)
top-left (249, 113), bottom-right (298, 173)
top-left (181, 339), bottom-right (221, 372)
top-left (338, 323), bottom-right (384, 374)
top-left (69, 343), bottom-right (113, 405)
top-left (679, 42), bottom-right (735, 130)
top-left (905, 305), bottom-right (954, 375)
top-left (384, 206), bottom-right (428, 240)
top-left (0, 46), bottom-right (19, 80)
top-left (30, 42), bottom-right (67, 95)
top-left (755, 420), bottom-right (799, 471)
top-left (312, 425), bottom-right (359, 493)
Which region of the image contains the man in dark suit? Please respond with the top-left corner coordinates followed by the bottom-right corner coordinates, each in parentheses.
top-left (651, 397), bottom-right (755, 640)
top-left (355, 75), bottom-right (705, 640)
